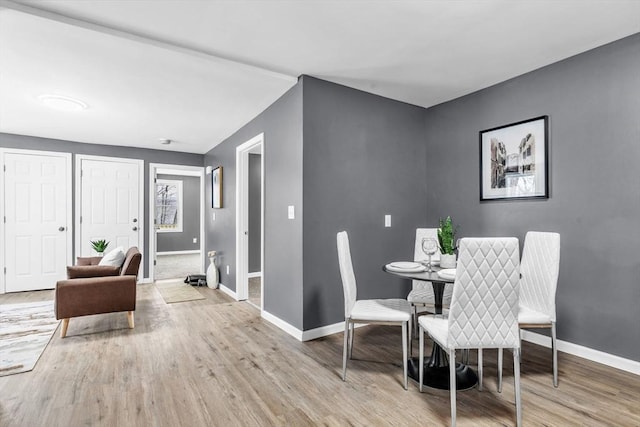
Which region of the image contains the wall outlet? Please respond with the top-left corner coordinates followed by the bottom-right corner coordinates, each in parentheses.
top-left (385, 214), bottom-right (391, 227)
top-left (226, 265), bottom-right (230, 275)
top-left (192, 237), bottom-right (197, 243)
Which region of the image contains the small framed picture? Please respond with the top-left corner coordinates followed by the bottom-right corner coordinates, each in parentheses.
top-left (479, 116), bottom-right (549, 201)
top-left (212, 166), bottom-right (223, 208)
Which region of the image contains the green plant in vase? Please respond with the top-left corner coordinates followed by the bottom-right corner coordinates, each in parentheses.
top-left (91, 239), bottom-right (110, 255)
top-left (437, 216), bottom-right (458, 268)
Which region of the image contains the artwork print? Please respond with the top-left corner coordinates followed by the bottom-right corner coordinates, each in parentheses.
top-left (480, 116), bottom-right (549, 201)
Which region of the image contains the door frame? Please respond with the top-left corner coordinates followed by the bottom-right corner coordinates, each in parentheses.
top-left (75, 154), bottom-right (144, 276)
top-left (235, 133), bottom-right (264, 306)
top-left (0, 148), bottom-right (72, 294)
top-left (148, 163), bottom-right (205, 281)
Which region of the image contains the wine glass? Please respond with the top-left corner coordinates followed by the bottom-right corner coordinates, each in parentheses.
top-left (421, 237), bottom-right (438, 272)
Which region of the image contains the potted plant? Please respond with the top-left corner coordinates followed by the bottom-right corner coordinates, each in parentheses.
top-left (437, 216), bottom-right (458, 268)
top-left (91, 239), bottom-right (110, 256)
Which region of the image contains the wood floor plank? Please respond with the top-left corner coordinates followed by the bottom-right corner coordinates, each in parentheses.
top-left (1, 283), bottom-right (638, 426)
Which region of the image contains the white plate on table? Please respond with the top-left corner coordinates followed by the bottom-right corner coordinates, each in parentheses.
top-left (418, 259), bottom-right (440, 267)
top-left (437, 268), bottom-right (456, 280)
top-left (386, 262), bottom-right (426, 273)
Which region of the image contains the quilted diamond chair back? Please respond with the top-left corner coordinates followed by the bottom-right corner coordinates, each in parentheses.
top-left (519, 231), bottom-right (560, 322)
top-left (337, 231), bottom-right (357, 318)
top-left (447, 237), bottom-right (521, 349)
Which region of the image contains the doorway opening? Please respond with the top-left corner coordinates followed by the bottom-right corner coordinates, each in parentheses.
top-left (236, 133), bottom-right (264, 310)
top-left (149, 164), bottom-right (205, 282)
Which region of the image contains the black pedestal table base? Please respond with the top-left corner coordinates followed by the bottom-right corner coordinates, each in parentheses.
top-left (408, 357), bottom-right (478, 391)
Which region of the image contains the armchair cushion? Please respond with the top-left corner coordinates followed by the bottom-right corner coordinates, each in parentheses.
top-left (67, 265), bottom-right (120, 279)
top-left (76, 256), bottom-right (102, 266)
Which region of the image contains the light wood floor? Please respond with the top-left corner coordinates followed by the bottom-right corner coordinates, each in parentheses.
top-left (1, 284), bottom-right (638, 426)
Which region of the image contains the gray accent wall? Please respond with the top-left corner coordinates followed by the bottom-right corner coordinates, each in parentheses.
top-left (248, 154), bottom-right (262, 273)
top-left (423, 34), bottom-right (640, 361)
top-left (204, 82), bottom-right (303, 329)
top-left (156, 174), bottom-right (201, 253)
top-left (0, 133), bottom-right (204, 278)
top-left (301, 76), bottom-right (428, 330)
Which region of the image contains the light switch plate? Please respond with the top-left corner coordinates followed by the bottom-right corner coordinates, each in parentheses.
top-left (226, 265), bottom-right (230, 275)
top-left (288, 205), bottom-right (295, 219)
top-left (385, 215), bottom-right (391, 227)
top-left (212, 212), bottom-right (216, 221)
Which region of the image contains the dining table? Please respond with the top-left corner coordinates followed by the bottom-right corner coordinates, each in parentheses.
top-left (383, 263), bottom-right (478, 391)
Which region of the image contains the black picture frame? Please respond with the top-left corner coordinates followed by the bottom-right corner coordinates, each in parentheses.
top-left (479, 115), bottom-right (549, 201)
top-left (212, 166), bottom-right (222, 208)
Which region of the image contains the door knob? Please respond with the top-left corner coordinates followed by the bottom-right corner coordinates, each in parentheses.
top-left (58, 226), bottom-right (65, 232)
top-left (132, 226), bottom-right (138, 231)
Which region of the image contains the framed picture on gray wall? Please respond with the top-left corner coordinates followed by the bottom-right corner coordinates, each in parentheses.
top-left (479, 115), bottom-right (549, 201)
top-left (212, 166), bottom-right (223, 208)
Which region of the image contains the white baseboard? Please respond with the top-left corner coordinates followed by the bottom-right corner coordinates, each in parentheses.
top-left (258, 313), bottom-right (369, 343)
top-left (218, 283), bottom-right (237, 299)
top-left (302, 321), bottom-right (369, 342)
top-left (261, 310), bottom-right (303, 341)
top-left (157, 250), bottom-right (200, 256)
top-left (139, 277), bottom-right (153, 284)
top-left (247, 272), bottom-right (262, 279)
top-left (521, 330), bottom-right (640, 375)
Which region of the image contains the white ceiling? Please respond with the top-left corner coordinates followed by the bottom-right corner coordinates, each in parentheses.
top-left (1, 0), bottom-right (639, 154)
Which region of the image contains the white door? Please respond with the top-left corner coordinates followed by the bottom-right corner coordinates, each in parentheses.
top-left (4, 152), bottom-right (70, 292)
top-left (79, 158), bottom-right (141, 257)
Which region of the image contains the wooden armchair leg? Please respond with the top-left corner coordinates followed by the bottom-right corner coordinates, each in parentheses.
top-left (60, 318), bottom-right (70, 338)
top-left (127, 311), bottom-right (135, 329)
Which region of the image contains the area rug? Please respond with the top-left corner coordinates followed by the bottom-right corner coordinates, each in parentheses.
top-left (155, 279), bottom-right (206, 304)
top-left (0, 300), bottom-right (58, 376)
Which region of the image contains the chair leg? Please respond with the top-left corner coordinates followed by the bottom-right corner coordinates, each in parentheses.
top-left (348, 321), bottom-right (355, 359)
top-left (477, 349), bottom-right (483, 391)
top-left (552, 322), bottom-right (558, 387)
top-left (449, 349), bottom-right (457, 427)
top-left (497, 348), bottom-right (503, 393)
top-left (419, 325), bottom-right (424, 392)
top-left (60, 318), bottom-right (69, 338)
top-left (408, 315), bottom-right (413, 357)
top-left (342, 319), bottom-right (349, 381)
top-left (413, 305), bottom-right (419, 338)
top-left (514, 348), bottom-right (522, 427)
top-left (402, 321), bottom-right (408, 390)
top-left (127, 311), bottom-right (135, 329)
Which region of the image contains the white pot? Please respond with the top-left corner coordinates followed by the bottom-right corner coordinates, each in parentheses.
top-left (206, 252), bottom-right (219, 289)
top-left (440, 254), bottom-right (457, 269)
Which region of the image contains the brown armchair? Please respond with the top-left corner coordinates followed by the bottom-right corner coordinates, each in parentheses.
top-left (55, 247), bottom-right (142, 338)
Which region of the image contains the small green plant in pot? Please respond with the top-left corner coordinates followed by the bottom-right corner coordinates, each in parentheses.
top-left (437, 216), bottom-right (458, 268)
top-left (91, 239), bottom-right (110, 255)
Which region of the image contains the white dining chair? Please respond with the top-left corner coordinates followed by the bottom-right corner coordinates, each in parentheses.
top-left (419, 237), bottom-right (522, 427)
top-left (498, 231), bottom-right (561, 389)
top-left (407, 228), bottom-right (453, 334)
top-left (337, 231), bottom-right (412, 389)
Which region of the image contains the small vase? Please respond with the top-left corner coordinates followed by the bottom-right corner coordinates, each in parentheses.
top-left (440, 254), bottom-right (457, 269)
top-left (206, 251), bottom-right (219, 289)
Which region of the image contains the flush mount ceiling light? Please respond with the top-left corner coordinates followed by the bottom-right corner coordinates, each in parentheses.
top-left (37, 94), bottom-right (88, 111)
